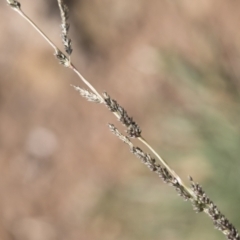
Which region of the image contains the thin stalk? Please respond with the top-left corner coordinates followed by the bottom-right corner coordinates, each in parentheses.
top-left (17, 9), bottom-right (58, 52)
top-left (138, 136), bottom-right (196, 199)
top-left (69, 63), bottom-right (103, 101)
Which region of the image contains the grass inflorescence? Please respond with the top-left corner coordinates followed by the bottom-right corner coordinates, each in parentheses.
top-left (5, 1), bottom-right (240, 239)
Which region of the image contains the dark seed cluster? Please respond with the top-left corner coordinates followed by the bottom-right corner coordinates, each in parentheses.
top-left (131, 146), bottom-right (191, 200)
top-left (54, 50), bottom-right (70, 67)
top-left (7, 0), bottom-right (20, 9)
top-left (190, 178), bottom-right (240, 240)
top-left (108, 124), bottom-right (190, 200)
top-left (103, 93), bottom-right (141, 138)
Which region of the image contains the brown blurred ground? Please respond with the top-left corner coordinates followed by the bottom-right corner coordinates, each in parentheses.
top-left (1, 0), bottom-right (240, 239)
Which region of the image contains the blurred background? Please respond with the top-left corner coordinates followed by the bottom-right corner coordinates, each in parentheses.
top-left (1, 0), bottom-right (240, 239)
